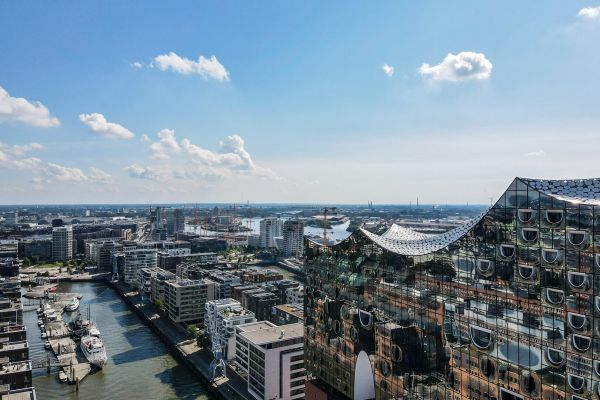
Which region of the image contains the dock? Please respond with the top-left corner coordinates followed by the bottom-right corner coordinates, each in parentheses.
top-left (37, 296), bottom-right (93, 385)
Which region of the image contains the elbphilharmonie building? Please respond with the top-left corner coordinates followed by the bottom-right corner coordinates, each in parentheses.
top-left (304, 178), bottom-right (600, 400)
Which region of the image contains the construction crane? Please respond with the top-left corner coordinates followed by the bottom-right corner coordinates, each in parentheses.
top-left (322, 207), bottom-right (337, 247)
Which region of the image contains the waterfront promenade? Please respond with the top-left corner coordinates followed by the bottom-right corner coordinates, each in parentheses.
top-left (107, 281), bottom-right (253, 400)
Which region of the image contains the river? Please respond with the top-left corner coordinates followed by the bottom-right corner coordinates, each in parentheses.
top-left (25, 281), bottom-right (214, 400)
top-left (186, 217), bottom-right (353, 242)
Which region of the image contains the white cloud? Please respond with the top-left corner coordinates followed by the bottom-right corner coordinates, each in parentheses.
top-left (137, 131), bottom-right (278, 183)
top-left (418, 51), bottom-right (493, 82)
top-left (152, 52), bottom-right (229, 82)
top-left (46, 163), bottom-right (88, 182)
top-left (131, 61), bottom-right (143, 68)
top-left (88, 167), bottom-right (113, 184)
top-left (578, 6), bottom-right (600, 20)
top-left (140, 134), bottom-right (150, 142)
top-left (382, 64), bottom-right (394, 77)
top-left (0, 85), bottom-right (60, 127)
top-left (0, 142), bottom-right (44, 170)
top-left (149, 129), bottom-right (180, 159)
top-left (79, 113), bottom-right (135, 140)
top-left (125, 164), bottom-right (168, 181)
top-left (526, 150), bottom-right (546, 157)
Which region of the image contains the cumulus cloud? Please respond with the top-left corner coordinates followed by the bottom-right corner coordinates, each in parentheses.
top-left (382, 64), bottom-right (394, 77)
top-left (152, 52), bottom-right (229, 82)
top-left (125, 164), bottom-right (168, 181)
top-left (418, 51), bottom-right (492, 82)
top-left (0, 85), bottom-right (60, 127)
top-left (135, 131), bottom-right (278, 183)
top-left (526, 150), bottom-right (546, 157)
top-left (131, 61), bottom-right (143, 68)
top-left (45, 163), bottom-right (113, 183)
top-left (149, 129), bottom-right (180, 159)
top-left (46, 163), bottom-right (88, 182)
top-left (578, 6), bottom-right (600, 20)
top-left (79, 113), bottom-right (135, 140)
top-left (0, 142), bottom-right (44, 170)
top-left (88, 167), bottom-right (114, 184)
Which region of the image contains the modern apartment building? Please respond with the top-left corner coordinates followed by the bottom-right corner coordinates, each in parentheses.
top-left (285, 285), bottom-right (304, 305)
top-left (164, 279), bottom-right (215, 324)
top-left (235, 321), bottom-right (305, 400)
top-left (149, 268), bottom-right (176, 303)
top-left (123, 248), bottom-right (157, 285)
top-left (205, 298), bottom-right (256, 361)
top-left (304, 177), bottom-right (600, 400)
top-left (52, 225), bottom-right (73, 261)
top-left (260, 217), bottom-right (283, 248)
top-left (282, 220), bottom-right (304, 258)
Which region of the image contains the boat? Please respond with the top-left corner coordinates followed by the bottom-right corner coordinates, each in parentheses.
top-left (37, 319), bottom-right (43, 326)
top-left (41, 332), bottom-right (47, 338)
top-left (58, 371), bottom-right (68, 383)
top-left (64, 297), bottom-right (80, 312)
top-left (44, 341), bottom-right (51, 350)
top-left (80, 327), bottom-right (107, 368)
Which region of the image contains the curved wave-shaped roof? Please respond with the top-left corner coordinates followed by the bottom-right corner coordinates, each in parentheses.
top-left (380, 224), bottom-right (432, 241)
top-left (357, 207), bottom-right (490, 256)
top-left (519, 177), bottom-right (600, 205)
top-left (312, 177), bottom-right (600, 256)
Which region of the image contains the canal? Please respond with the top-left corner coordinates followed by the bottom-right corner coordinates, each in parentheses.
top-left (24, 281), bottom-right (214, 399)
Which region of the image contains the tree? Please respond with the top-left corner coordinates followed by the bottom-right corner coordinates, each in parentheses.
top-left (154, 299), bottom-right (165, 312)
top-left (23, 258), bottom-right (31, 267)
top-left (187, 324), bottom-right (200, 340)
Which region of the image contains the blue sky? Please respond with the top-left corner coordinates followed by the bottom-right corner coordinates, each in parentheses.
top-left (1, 1), bottom-right (600, 204)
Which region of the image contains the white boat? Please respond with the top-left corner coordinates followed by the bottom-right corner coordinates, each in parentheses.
top-left (80, 327), bottom-right (107, 368)
top-left (64, 297), bottom-right (80, 312)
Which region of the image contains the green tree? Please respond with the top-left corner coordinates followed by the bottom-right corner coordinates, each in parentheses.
top-left (186, 324), bottom-right (199, 340)
top-left (154, 299), bottom-right (165, 312)
top-left (23, 258), bottom-right (31, 267)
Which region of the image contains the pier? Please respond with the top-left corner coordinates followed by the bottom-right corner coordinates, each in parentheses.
top-left (35, 294), bottom-right (93, 385)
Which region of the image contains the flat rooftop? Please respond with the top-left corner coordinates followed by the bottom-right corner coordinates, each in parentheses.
top-left (0, 385), bottom-right (36, 400)
top-left (238, 322), bottom-right (303, 345)
top-left (274, 304), bottom-right (304, 319)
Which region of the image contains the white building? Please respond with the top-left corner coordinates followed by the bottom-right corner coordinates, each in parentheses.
top-left (235, 321), bottom-right (305, 400)
top-left (205, 298), bottom-right (256, 361)
top-left (52, 226), bottom-right (73, 261)
top-left (123, 248), bottom-right (157, 285)
top-left (259, 218), bottom-right (283, 248)
top-left (285, 285), bottom-right (304, 305)
top-left (164, 278), bottom-right (215, 325)
top-left (282, 220), bottom-right (304, 258)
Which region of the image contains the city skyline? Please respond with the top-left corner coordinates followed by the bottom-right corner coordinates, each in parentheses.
top-left (2, 2), bottom-right (600, 205)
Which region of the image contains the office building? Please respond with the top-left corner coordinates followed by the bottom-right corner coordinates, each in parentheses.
top-left (123, 248), bottom-right (157, 285)
top-left (260, 218), bottom-right (283, 248)
top-left (235, 321), bottom-right (305, 400)
top-left (282, 220), bottom-right (304, 258)
top-left (149, 268), bottom-right (176, 303)
top-left (2, 212), bottom-right (18, 226)
top-left (0, 241), bottom-right (18, 259)
top-left (18, 237), bottom-right (52, 263)
top-left (305, 177), bottom-right (600, 400)
top-left (164, 279), bottom-right (215, 324)
top-left (285, 285), bottom-right (304, 305)
top-left (165, 208), bottom-right (185, 235)
top-left (272, 303), bottom-right (304, 325)
top-left (52, 225), bottom-right (73, 261)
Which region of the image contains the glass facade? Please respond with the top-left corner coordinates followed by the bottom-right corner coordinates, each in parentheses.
top-left (304, 178), bottom-right (600, 400)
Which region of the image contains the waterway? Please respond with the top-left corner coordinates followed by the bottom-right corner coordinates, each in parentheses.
top-left (24, 281), bottom-right (213, 400)
top-left (186, 217), bottom-right (352, 242)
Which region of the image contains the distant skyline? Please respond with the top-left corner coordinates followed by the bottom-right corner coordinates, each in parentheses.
top-left (1, 2), bottom-right (600, 205)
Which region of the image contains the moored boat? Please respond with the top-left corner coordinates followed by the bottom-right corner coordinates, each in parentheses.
top-left (64, 297), bottom-right (80, 312)
top-left (80, 327), bottom-right (107, 368)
